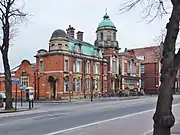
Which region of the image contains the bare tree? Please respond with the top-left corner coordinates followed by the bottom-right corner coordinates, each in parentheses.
top-left (0, 0), bottom-right (27, 110)
top-left (120, 0), bottom-right (180, 135)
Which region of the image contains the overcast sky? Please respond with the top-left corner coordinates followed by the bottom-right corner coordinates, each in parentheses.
top-left (0, 0), bottom-right (171, 72)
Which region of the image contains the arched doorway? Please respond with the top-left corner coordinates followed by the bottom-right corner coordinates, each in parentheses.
top-left (48, 76), bottom-right (56, 99)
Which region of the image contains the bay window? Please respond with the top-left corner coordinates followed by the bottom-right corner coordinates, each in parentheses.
top-left (85, 79), bottom-right (90, 90)
top-left (112, 60), bottom-right (116, 73)
top-left (94, 63), bottom-right (100, 74)
top-left (74, 78), bottom-right (81, 92)
top-left (73, 60), bottom-right (81, 72)
top-left (21, 75), bottom-right (29, 87)
top-left (85, 62), bottom-right (90, 74)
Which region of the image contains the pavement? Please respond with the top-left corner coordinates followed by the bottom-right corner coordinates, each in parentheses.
top-left (0, 95), bottom-right (179, 135)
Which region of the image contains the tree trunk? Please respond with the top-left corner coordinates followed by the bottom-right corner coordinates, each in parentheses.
top-left (2, 51), bottom-right (13, 110)
top-left (153, 1), bottom-right (180, 135)
top-left (153, 70), bottom-right (176, 135)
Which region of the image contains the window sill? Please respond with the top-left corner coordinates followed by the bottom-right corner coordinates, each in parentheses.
top-left (64, 71), bottom-right (69, 74)
top-left (74, 72), bottom-right (83, 74)
top-left (93, 73), bottom-right (100, 75)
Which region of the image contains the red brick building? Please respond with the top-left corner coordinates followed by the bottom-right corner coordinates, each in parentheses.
top-left (130, 46), bottom-right (162, 94)
top-left (0, 12), bottom-right (143, 99)
top-left (119, 49), bottom-right (141, 91)
top-left (0, 60), bottom-right (36, 98)
top-left (95, 12), bottom-right (120, 94)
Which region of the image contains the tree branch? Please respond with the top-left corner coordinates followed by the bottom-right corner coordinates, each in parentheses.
top-left (120, 0), bottom-right (169, 23)
top-left (119, 0), bottom-right (141, 13)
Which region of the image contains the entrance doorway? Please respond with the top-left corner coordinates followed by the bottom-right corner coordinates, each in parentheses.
top-left (48, 76), bottom-right (56, 99)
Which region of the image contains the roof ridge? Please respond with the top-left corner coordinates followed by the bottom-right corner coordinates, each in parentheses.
top-left (68, 37), bottom-right (96, 48)
top-left (10, 65), bottom-right (20, 71)
top-left (129, 45), bottom-right (160, 50)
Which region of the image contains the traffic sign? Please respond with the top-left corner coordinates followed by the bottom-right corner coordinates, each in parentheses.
top-left (68, 84), bottom-right (72, 89)
top-left (12, 78), bottom-right (20, 84)
top-left (20, 84), bottom-right (26, 90)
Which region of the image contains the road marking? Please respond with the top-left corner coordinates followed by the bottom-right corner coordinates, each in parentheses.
top-left (0, 112), bottom-right (68, 127)
top-left (44, 103), bottom-right (180, 135)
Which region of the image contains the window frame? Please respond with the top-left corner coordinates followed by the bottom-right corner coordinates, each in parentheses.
top-left (141, 65), bottom-right (145, 73)
top-left (64, 59), bottom-right (69, 72)
top-left (21, 75), bottom-right (29, 87)
top-left (39, 59), bottom-right (44, 74)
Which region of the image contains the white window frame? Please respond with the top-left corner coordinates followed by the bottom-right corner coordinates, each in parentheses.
top-left (112, 60), bottom-right (116, 73)
top-left (85, 61), bottom-right (90, 74)
top-left (21, 75), bottom-right (29, 87)
top-left (73, 59), bottom-right (82, 73)
top-left (94, 63), bottom-right (100, 74)
top-left (64, 59), bottom-right (69, 72)
top-left (75, 78), bottom-right (81, 92)
top-left (64, 80), bottom-right (68, 93)
top-left (39, 59), bottom-right (44, 74)
top-left (85, 78), bottom-right (90, 90)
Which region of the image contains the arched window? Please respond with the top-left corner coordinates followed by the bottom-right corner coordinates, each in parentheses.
top-left (100, 32), bottom-right (103, 41)
top-left (107, 31), bottom-right (111, 41)
top-left (113, 32), bottom-right (116, 41)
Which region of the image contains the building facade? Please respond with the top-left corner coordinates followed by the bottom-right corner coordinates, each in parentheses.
top-left (95, 12), bottom-right (120, 94)
top-left (0, 12), bottom-right (143, 99)
top-left (130, 46), bottom-right (162, 94)
top-left (0, 60), bottom-right (36, 98)
top-left (119, 49), bottom-right (141, 91)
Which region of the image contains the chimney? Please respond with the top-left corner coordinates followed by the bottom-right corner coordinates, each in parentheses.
top-left (77, 31), bottom-right (84, 41)
top-left (66, 25), bottom-right (75, 38)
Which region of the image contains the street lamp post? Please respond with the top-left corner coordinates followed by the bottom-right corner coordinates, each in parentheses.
top-left (34, 71), bottom-right (37, 100)
top-left (101, 62), bottom-right (104, 97)
top-left (91, 77), bottom-right (94, 102)
top-left (83, 59), bottom-right (87, 99)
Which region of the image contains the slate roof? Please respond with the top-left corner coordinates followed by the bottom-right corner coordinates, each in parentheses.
top-left (68, 37), bottom-right (103, 58)
top-left (129, 46), bottom-right (162, 64)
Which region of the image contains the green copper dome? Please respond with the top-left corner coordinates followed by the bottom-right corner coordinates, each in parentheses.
top-left (98, 13), bottom-right (115, 28)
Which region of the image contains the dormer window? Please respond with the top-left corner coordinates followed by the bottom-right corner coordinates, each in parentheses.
top-left (94, 50), bottom-right (98, 57)
top-left (94, 48), bottom-right (100, 57)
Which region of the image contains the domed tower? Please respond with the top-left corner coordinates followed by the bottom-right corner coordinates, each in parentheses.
top-left (95, 11), bottom-right (119, 53)
top-left (49, 29), bottom-right (68, 51)
top-left (95, 10), bottom-right (120, 94)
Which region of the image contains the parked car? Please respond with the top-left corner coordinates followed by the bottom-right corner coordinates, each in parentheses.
top-left (0, 92), bottom-right (6, 102)
top-left (0, 92), bottom-right (14, 102)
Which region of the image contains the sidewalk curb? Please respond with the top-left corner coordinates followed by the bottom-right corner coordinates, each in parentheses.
top-left (0, 107), bottom-right (39, 114)
top-left (33, 96), bottom-right (142, 104)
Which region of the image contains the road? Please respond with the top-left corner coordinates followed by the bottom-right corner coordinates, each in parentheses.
top-left (0, 96), bottom-right (180, 135)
